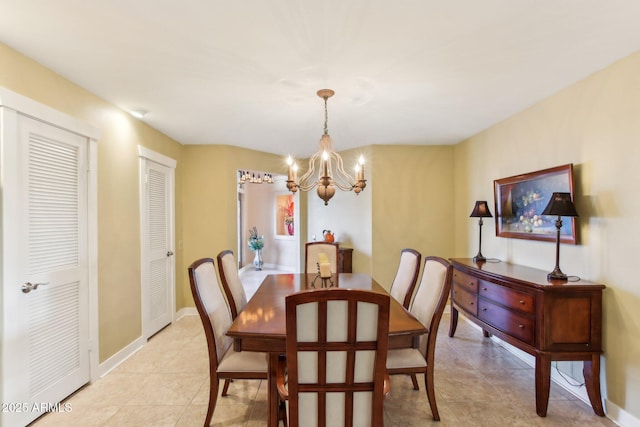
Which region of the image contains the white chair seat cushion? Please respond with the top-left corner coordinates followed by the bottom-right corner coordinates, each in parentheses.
top-left (217, 346), bottom-right (268, 373)
top-left (386, 348), bottom-right (427, 370)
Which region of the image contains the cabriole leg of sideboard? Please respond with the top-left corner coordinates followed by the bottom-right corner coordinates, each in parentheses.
top-left (583, 354), bottom-right (605, 416)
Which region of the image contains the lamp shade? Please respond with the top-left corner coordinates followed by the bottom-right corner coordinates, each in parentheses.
top-left (541, 193), bottom-right (579, 217)
top-left (470, 201), bottom-right (493, 218)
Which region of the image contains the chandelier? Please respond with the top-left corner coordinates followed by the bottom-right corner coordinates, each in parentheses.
top-left (286, 89), bottom-right (366, 205)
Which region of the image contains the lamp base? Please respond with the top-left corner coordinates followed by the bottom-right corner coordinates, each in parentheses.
top-left (547, 268), bottom-right (568, 281)
top-left (473, 254), bottom-right (487, 263)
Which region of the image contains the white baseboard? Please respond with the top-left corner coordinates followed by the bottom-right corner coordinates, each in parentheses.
top-left (176, 307), bottom-right (197, 319)
top-left (97, 335), bottom-right (145, 379)
top-left (239, 263), bottom-right (296, 274)
top-left (457, 316), bottom-right (639, 427)
top-left (268, 263), bottom-right (296, 272)
top-left (605, 399), bottom-right (640, 427)
top-left (97, 309), bottom-right (199, 380)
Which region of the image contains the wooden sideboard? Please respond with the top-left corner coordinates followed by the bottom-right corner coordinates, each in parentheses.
top-left (448, 258), bottom-right (605, 417)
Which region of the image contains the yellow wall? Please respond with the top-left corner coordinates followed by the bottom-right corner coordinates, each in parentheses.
top-left (180, 145), bottom-right (283, 305)
top-left (0, 43), bottom-right (184, 362)
top-left (453, 51), bottom-right (640, 419)
top-left (372, 145), bottom-right (455, 288)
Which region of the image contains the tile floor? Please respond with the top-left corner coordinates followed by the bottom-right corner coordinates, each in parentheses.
top-left (31, 269), bottom-right (615, 426)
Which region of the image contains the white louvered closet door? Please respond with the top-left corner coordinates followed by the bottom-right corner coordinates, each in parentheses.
top-left (3, 115), bottom-right (90, 427)
top-left (142, 159), bottom-right (174, 338)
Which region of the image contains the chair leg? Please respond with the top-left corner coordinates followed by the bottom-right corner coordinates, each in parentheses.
top-left (278, 398), bottom-right (288, 427)
top-left (221, 379), bottom-right (231, 396)
top-left (205, 377), bottom-right (219, 427)
top-left (425, 368), bottom-right (440, 421)
top-left (410, 374), bottom-right (419, 390)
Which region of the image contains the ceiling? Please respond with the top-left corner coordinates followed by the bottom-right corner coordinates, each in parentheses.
top-left (2, 1), bottom-right (640, 157)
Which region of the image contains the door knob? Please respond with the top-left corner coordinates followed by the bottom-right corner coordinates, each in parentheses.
top-left (167, 250), bottom-right (174, 257)
top-left (21, 282), bottom-right (50, 294)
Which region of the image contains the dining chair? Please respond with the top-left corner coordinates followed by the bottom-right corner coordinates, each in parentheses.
top-left (217, 250), bottom-right (247, 320)
top-left (188, 258), bottom-right (268, 427)
top-left (388, 248), bottom-right (422, 309)
top-left (386, 256), bottom-right (452, 421)
top-left (304, 242), bottom-right (339, 275)
top-left (276, 288), bottom-right (391, 427)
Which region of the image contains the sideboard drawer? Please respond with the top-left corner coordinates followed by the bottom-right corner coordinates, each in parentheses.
top-left (452, 283), bottom-right (478, 316)
top-left (479, 280), bottom-right (535, 314)
top-left (478, 299), bottom-right (534, 345)
top-left (452, 270), bottom-right (478, 293)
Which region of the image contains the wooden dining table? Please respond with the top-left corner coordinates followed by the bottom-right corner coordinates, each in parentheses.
top-left (226, 273), bottom-right (428, 427)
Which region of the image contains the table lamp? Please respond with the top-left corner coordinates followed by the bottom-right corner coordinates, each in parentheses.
top-left (541, 192), bottom-right (578, 281)
top-left (470, 201), bottom-right (493, 262)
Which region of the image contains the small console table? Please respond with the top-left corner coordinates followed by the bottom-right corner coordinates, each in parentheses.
top-left (338, 247), bottom-right (353, 273)
top-left (448, 258), bottom-right (605, 417)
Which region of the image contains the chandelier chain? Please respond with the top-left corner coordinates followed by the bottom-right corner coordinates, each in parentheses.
top-left (323, 96), bottom-right (329, 136)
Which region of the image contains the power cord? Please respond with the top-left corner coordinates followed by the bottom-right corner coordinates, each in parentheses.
top-left (553, 361), bottom-right (585, 387)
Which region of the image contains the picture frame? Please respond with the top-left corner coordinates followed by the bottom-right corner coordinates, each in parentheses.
top-left (493, 164), bottom-right (577, 244)
top-left (275, 193), bottom-right (295, 238)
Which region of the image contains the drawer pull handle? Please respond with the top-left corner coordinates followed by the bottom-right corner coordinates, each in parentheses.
top-left (519, 300), bottom-right (525, 304)
top-left (482, 287), bottom-right (487, 291)
top-left (468, 282), bottom-right (474, 286)
top-left (469, 302), bottom-right (474, 305)
top-left (482, 308), bottom-right (487, 311)
top-left (518, 324), bottom-right (524, 329)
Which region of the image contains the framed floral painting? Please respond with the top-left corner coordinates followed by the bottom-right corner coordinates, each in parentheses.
top-left (493, 164), bottom-right (577, 244)
top-left (275, 194), bottom-right (295, 237)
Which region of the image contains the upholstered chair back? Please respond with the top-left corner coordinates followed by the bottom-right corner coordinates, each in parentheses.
top-left (217, 250), bottom-right (248, 319)
top-left (284, 289), bottom-right (390, 427)
top-left (304, 242), bottom-right (339, 274)
top-left (409, 256), bottom-right (452, 357)
top-left (389, 248), bottom-right (422, 309)
top-left (188, 258), bottom-right (233, 364)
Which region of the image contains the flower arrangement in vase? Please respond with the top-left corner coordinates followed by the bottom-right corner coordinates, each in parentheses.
top-left (248, 226), bottom-right (264, 270)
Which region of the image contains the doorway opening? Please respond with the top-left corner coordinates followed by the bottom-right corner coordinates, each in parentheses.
top-left (236, 170), bottom-right (300, 273)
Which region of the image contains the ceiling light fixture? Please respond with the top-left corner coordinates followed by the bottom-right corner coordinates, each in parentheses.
top-left (286, 89), bottom-right (366, 205)
top-left (238, 170), bottom-right (274, 185)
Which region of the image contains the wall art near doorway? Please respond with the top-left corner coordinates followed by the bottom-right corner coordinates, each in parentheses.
top-left (275, 194), bottom-right (295, 237)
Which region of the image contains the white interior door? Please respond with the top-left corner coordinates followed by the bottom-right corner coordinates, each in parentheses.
top-left (140, 148), bottom-right (175, 339)
top-left (1, 115), bottom-right (90, 427)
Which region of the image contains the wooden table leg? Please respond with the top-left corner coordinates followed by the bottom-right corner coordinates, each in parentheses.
top-left (583, 354), bottom-right (605, 416)
top-left (535, 352), bottom-right (551, 417)
top-left (268, 353), bottom-right (280, 427)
